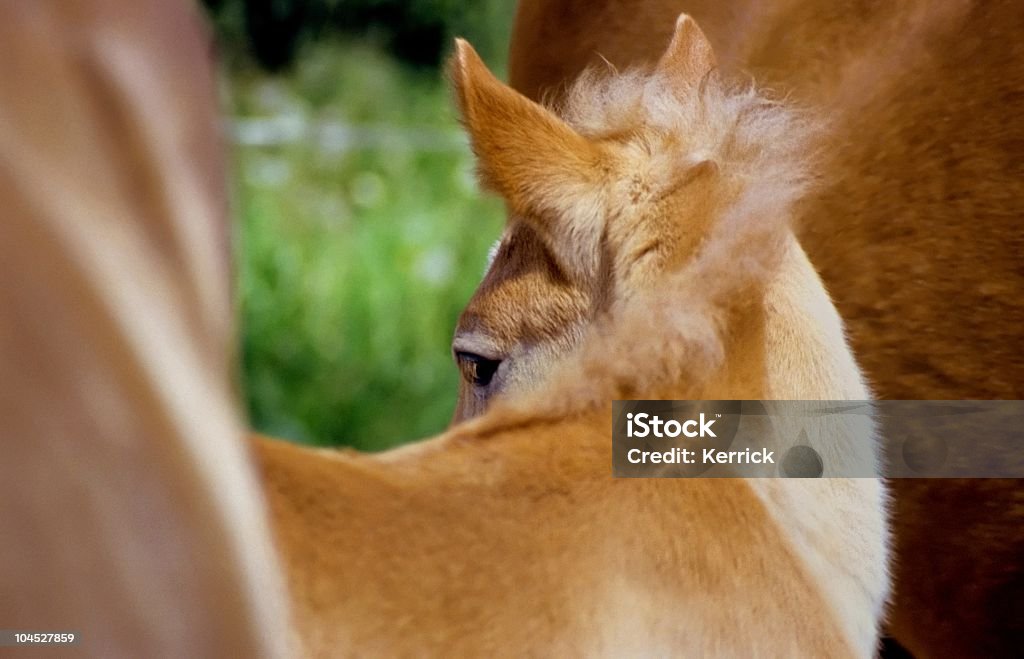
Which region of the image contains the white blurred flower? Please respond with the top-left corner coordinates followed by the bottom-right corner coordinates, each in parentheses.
top-left (245, 155), bottom-right (292, 188)
top-left (414, 247), bottom-right (454, 287)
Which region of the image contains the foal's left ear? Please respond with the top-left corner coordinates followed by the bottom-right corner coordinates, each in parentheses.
top-left (451, 39), bottom-right (609, 282)
top-left (450, 39), bottom-right (603, 214)
top-left (655, 14), bottom-right (717, 89)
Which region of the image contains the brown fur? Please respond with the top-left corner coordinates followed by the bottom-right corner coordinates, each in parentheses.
top-left (491, 1), bottom-right (1024, 656)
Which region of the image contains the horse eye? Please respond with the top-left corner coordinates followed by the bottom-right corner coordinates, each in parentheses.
top-left (455, 351), bottom-right (501, 387)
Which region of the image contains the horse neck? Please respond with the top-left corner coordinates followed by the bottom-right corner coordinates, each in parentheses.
top-left (697, 231), bottom-right (889, 654)
top-left (692, 231), bottom-right (879, 476)
top-left (655, 229), bottom-right (855, 402)
top-left (761, 233), bottom-right (869, 401)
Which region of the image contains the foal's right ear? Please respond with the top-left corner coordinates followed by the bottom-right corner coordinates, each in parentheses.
top-left (655, 14), bottom-right (717, 90)
top-left (451, 39), bottom-right (609, 282)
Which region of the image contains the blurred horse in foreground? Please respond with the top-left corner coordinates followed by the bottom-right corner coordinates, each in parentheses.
top-left (0, 1), bottom-right (290, 657)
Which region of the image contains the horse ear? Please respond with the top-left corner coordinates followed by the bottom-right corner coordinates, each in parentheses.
top-left (451, 39), bottom-right (609, 282)
top-left (655, 14), bottom-right (716, 89)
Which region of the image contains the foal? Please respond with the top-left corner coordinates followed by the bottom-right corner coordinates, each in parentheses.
top-left (256, 16), bottom-right (888, 657)
top-left (451, 12), bottom-right (891, 653)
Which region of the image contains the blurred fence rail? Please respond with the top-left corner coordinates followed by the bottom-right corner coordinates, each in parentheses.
top-left (228, 117), bottom-right (466, 152)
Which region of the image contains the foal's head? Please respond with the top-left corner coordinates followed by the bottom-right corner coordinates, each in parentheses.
top-left (450, 15), bottom-right (812, 421)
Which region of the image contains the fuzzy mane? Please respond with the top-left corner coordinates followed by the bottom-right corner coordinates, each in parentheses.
top-left (459, 64), bottom-right (821, 437)
top-left (557, 64), bottom-right (818, 199)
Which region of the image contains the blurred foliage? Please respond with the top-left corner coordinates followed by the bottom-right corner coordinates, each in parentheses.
top-left (220, 5), bottom-right (513, 449)
top-left (204, 0), bottom-right (513, 71)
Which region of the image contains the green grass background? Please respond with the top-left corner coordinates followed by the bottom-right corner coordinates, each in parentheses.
top-left (230, 35), bottom-right (510, 450)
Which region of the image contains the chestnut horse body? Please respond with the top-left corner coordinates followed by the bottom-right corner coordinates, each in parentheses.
top-left (502, 1), bottom-right (1024, 656)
